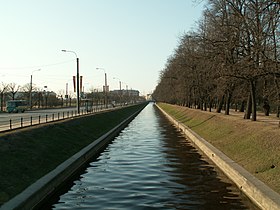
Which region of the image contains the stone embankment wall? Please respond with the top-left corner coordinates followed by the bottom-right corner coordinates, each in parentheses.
top-left (1, 103), bottom-right (147, 210)
top-left (157, 104), bottom-right (280, 210)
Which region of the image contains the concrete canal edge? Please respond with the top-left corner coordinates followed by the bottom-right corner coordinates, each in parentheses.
top-left (0, 105), bottom-right (146, 210)
top-left (156, 104), bottom-right (280, 210)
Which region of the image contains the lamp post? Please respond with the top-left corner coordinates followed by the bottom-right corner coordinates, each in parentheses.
top-left (30, 69), bottom-right (41, 109)
top-left (62, 50), bottom-right (80, 114)
top-left (96, 68), bottom-right (108, 108)
top-left (122, 82), bottom-right (129, 105)
top-left (113, 77), bottom-right (122, 92)
top-left (113, 77), bottom-right (122, 105)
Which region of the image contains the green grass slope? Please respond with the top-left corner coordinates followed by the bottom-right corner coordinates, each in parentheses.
top-left (158, 103), bottom-right (280, 194)
top-left (0, 104), bottom-right (146, 205)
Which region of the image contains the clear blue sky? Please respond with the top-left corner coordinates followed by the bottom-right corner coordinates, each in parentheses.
top-left (0, 0), bottom-right (205, 96)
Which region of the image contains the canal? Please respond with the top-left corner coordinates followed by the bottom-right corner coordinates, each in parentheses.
top-left (51, 103), bottom-right (258, 209)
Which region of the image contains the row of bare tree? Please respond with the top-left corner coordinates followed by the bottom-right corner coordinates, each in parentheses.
top-left (0, 81), bottom-right (142, 112)
top-left (153, 0), bottom-right (280, 121)
top-left (0, 82), bottom-right (28, 111)
top-left (0, 82), bottom-right (61, 111)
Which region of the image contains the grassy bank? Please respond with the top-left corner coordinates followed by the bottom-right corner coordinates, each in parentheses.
top-left (0, 103), bottom-right (147, 205)
top-left (158, 103), bottom-right (280, 194)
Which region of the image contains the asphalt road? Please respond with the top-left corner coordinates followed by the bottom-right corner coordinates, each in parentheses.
top-left (0, 106), bottom-right (105, 132)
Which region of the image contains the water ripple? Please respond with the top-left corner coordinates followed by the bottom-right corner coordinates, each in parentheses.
top-left (52, 103), bottom-right (258, 210)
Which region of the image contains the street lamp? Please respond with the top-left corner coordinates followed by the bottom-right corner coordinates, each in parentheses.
top-left (62, 49), bottom-right (80, 114)
top-left (96, 67), bottom-right (108, 108)
top-left (113, 77), bottom-right (122, 105)
top-left (113, 77), bottom-right (122, 92)
top-left (30, 69), bottom-right (41, 109)
top-left (122, 82), bottom-right (130, 105)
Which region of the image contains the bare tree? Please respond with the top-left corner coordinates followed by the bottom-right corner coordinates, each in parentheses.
top-left (0, 83), bottom-right (9, 111)
top-left (8, 83), bottom-right (21, 100)
top-left (154, 0), bottom-right (280, 122)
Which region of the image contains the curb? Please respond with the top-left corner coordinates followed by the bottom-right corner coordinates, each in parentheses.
top-left (0, 104), bottom-right (146, 210)
top-left (156, 104), bottom-right (280, 210)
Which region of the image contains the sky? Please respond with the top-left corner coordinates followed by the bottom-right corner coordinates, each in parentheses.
top-left (0, 0), bottom-right (205, 96)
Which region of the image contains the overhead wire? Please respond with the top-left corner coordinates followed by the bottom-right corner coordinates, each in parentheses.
top-left (0, 59), bottom-right (75, 70)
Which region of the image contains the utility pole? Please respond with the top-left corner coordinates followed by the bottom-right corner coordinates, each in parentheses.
top-left (62, 50), bottom-right (80, 114)
top-left (66, 82), bottom-right (68, 107)
top-left (105, 72), bottom-right (108, 108)
top-left (96, 68), bottom-right (108, 108)
top-left (76, 57), bottom-right (80, 113)
top-left (30, 69), bottom-right (41, 109)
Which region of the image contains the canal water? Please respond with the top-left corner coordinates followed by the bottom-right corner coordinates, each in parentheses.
top-left (52, 103), bottom-right (258, 209)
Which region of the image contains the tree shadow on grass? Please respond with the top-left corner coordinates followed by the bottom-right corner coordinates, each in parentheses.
top-left (189, 115), bottom-right (216, 129)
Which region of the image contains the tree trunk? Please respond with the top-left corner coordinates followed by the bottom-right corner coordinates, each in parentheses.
top-left (273, 76), bottom-right (280, 117)
top-left (209, 99), bottom-right (212, 112)
top-left (235, 101), bottom-right (238, 112)
top-left (263, 98), bottom-right (270, 116)
top-left (225, 91), bottom-right (232, 115)
top-left (216, 95), bottom-right (224, 113)
top-left (244, 94), bottom-right (252, 119)
top-left (200, 98), bottom-right (204, 111)
top-left (0, 92), bottom-right (3, 112)
top-left (197, 100), bottom-right (200, 109)
top-left (214, 97), bottom-right (217, 109)
top-left (250, 80), bottom-right (257, 121)
top-left (239, 100), bottom-right (245, 112)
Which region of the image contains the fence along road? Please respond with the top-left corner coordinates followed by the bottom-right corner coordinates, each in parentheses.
top-left (0, 105), bottom-right (113, 132)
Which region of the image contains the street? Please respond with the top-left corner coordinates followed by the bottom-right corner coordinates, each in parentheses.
top-left (0, 105), bottom-right (109, 132)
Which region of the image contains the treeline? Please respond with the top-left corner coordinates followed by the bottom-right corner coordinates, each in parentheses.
top-left (153, 0), bottom-right (280, 121)
top-left (0, 82), bottom-right (143, 112)
top-left (0, 82), bottom-right (62, 111)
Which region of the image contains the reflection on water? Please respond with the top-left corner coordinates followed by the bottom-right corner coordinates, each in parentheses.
top-left (52, 103), bottom-right (258, 210)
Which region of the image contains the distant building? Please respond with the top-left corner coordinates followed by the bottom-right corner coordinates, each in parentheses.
top-left (128, 89), bottom-right (140, 97)
top-left (110, 89), bottom-right (139, 97)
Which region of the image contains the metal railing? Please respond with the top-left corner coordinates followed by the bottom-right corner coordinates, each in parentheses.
top-left (0, 105), bottom-right (115, 132)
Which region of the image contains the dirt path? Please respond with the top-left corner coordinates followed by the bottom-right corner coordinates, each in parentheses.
top-left (227, 109), bottom-right (280, 126)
